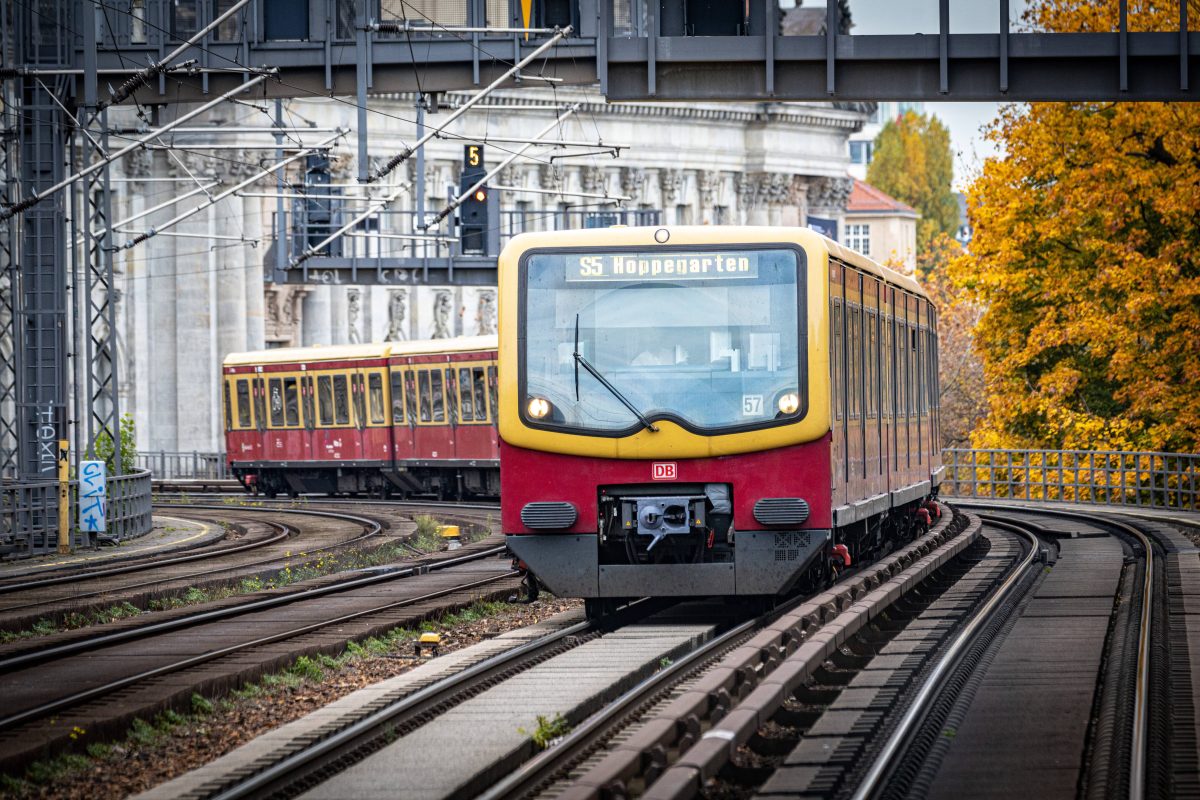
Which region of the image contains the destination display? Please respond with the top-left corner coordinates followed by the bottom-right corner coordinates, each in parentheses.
top-left (563, 251), bottom-right (762, 282)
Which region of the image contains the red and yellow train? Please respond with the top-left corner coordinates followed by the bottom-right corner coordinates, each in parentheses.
top-left (222, 337), bottom-right (500, 498)
top-left (498, 226), bottom-right (942, 616)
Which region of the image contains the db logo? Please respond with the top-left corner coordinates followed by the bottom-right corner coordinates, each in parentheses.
top-left (652, 462), bottom-right (678, 481)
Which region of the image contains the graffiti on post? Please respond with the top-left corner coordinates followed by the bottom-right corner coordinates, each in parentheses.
top-left (79, 460), bottom-right (107, 533)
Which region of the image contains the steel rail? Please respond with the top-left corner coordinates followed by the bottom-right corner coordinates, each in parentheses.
top-left (0, 504), bottom-right (389, 613)
top-left (0, 538), bottom-right (504, 676)
top-left (955, 502), bottom-right (1155, 800)
top-left (208, 615), bottom-right (599, 800)
top-left (850, 515), bottom-right (1042, 800)
top-left (0, 520), bottom-right (292, 595)
top-left (0, 569), bottom-right (512, 734)
top-left (480, 615), bottom-right (760, 800)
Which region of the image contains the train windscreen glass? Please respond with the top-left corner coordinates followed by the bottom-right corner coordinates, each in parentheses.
top-left (522, 247), bottom-right (804, 433)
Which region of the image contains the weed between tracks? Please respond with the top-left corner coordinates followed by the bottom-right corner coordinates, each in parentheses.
top-left (0, 517), bottom-right (492, 644)
top-left (0, 595), bottom-right (581, 799)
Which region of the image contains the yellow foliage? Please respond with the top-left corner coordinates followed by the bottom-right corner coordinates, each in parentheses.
top-left (953, 0), bottom-right (1200, 453)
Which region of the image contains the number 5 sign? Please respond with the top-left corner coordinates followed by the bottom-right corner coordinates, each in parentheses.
top-left (79, 460), bottom-right (107, 534)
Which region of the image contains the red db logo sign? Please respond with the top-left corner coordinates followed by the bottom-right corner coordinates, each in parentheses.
top-left (652, 462), bottom-right (677, 481)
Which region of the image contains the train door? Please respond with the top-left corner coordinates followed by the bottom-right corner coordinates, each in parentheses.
top-left (412, 363), bottom-right (451, 460)
top-left (313, 371), bottom-right (353, 462)
top-left (348, 369), bottom-right (368, 462)
top-left (865, 275), bottom-right (881, 499)
top-left (389, 364), bottom-right (413, 463)
top-left (361, 368), bottom-right (390, 465)
top-left (881, 288), bottom-right (893, 493)
top-left (253, 374), bottom-right (268, 460)
top-left (444, 364), bottom-right (460, 461)
top-left (301, 373), bottom-right (316, 460)
top-left (453, 358), bottom-right (494, 461)
top-left (830, 262), bottom-right (848, 512)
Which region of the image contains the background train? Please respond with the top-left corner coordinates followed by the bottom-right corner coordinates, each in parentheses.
top-left (222, 337), bottom-right (500, 498)
top-left (498, 226), bottom-right (942, 614)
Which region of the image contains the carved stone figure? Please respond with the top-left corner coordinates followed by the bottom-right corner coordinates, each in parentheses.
top-left (581, 166), bottom-right (605, 194)
top-left (475, 290), bottom-right (497, 336)
top-left (385, 289), bottom-right (408, 341)
top-left (620, 167), bottom-right (646, 198)
top-left (431, 290), bottom-right (452, 339)
top-left (539, 163), bottom-right (562, 190)
top-left (125, 148), bottom-right (153, 180)
top-left (660, 169), bottom-right (684, 205)
top-left (807, 177), bottom-right (854, 212)
top-left (347, 288), bottom-right (362, 344)
top-left (698, 170), bottom-right (720, 205)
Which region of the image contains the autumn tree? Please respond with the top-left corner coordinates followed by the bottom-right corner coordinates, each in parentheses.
top-left (866, 111), bottom-right (958, 248)
top-left (954, 0), bottom-right (1200, 453)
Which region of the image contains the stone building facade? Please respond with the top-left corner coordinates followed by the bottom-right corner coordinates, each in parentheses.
top-left (101, 88), bottom-right (868, 453)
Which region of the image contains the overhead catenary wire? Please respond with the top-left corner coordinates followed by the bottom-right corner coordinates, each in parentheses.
top-left (429, 105), bottom-right (579, 227)
top-left (103, 0), bottom-right (255, 110)
top-left (367, 26), bottom-right (573, 184)
top-left (118, 129), bottom-right (347, 250)
top-left (0, 72), bottom-right (273, 222)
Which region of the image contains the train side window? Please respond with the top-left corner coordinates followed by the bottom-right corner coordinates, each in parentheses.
top-left (866, 312), bottom-right (877, 419)
top-left (333, 374), bottom-right (350, 424)
top-left (317, 375), bottom-right (334, 425)
top-left (849, 306), bottom-right (861, 419)
top-left (223, 381), bottom-right (233, 432)
top-left (487, 366), bottom-right (498, 422)
top-left (832, 300), bottom-right (843, 421)
top-left (418, 371), bottom-right (432, 422)
top-left (473, 367), bottom-right (488, 421)
top-left (236, 379), bottom-right (252, 428)
top-left (458, 368), bottom-right (474, 421)
top-left (368, 372), bottom-right (386, 425)
top-left (268, 378), bottom-right (284, 427)
top-left (908, 326), bottom-right (918, 417)
top-left (405, 373), bottom-right (418, 423)
top-left (431, 370), bottom-right (445, 422)
top-left (283, 377), bottom-right (300, 427)
top-left (390, 370), bottom-right (405, 424)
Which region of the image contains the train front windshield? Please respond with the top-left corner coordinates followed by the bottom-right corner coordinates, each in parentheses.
top-left (521, 247), bottom-right (805, 434)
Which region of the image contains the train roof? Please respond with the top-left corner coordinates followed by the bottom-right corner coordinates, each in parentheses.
top-left (223, 335), bottom-right (498, 367)
top-left (501, 226), bottom-right (929, 299)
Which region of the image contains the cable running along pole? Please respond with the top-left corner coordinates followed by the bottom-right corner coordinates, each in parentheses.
top-left (367, 25), bottom-right (572, 183)
top-left (0, 73), bottom-right (272, 222)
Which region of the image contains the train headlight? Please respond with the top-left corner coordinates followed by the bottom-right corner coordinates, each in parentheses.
top-left (527, 396), bottom-right (552, 419)
top-left (777, 392), bottom-right (800, 415)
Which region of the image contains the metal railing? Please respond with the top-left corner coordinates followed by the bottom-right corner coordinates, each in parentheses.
top-left (285, 206), bottom-right (662, 262)
top-left (135, 451), bottom-right (230, 480)
top-left (1, 468), bottom-right (154, 559)
top-left (940, 449), bottom-right (1200, 512)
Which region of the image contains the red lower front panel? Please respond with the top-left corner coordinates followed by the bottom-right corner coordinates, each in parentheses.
top-left (501, 435), bottom-right (833, 535)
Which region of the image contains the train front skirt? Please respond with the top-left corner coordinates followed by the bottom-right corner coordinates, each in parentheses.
top-left (506, 529), bottom-right (830, 597)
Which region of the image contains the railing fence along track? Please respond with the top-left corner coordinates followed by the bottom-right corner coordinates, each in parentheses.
top-left (1, 469), bottom-right (153, 558)
top-left (941, 448), bottom-right (1199, 511)
top-left (134, 450), bottom-right (230, 480)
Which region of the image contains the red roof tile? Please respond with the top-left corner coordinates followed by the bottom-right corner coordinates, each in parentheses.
top-left (846, 179), bottom-right (918, 216)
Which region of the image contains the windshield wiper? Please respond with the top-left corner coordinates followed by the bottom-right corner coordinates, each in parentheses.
top-left (573, 313), bottom-right (659, 433)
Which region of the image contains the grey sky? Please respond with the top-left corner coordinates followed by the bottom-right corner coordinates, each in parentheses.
top-left (789, 0), bottom-right (1033, 189)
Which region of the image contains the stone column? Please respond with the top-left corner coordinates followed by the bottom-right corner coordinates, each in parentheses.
top-left (302, 284), bottom-right (332, 346)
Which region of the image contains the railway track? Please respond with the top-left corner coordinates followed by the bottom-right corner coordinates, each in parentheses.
top-left (0, 518), bottom-right (518, 775)
top-left (475, 503), bottom-right (1179, 800)
top-left (136, 502), bottom-right (980, 800)
top-left (0, 500), bottom-right (495, 632)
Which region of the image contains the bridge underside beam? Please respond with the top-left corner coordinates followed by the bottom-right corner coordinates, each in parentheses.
top-left (605, 32), bottom-right (1199, 103)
